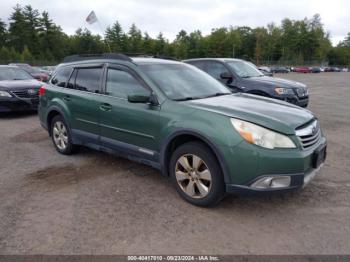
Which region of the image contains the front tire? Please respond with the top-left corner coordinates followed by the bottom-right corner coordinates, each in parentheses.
top-left (50, 115), bottom-right (76, 155)
top-left (169, 142), bottom-right (225, 207)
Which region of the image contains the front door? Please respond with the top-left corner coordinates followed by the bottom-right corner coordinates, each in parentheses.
top-left (99, 65), bottom-right (160, 160)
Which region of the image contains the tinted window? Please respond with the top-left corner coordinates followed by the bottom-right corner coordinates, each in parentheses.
top-left (205, 62), bottom-right (230, 79)
top-left (51, 67), bottom-right (72, 87)
top-left (106, 69), bottom-right (145, 98)
top-left (75, 68), bottom-right (102, 92)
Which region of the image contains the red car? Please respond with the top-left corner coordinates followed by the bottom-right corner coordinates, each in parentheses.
top-left (294, 67), bottom-right (311, 73)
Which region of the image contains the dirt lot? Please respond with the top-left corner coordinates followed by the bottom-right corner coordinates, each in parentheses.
top-left (0, 72), bottom-right (349, 255)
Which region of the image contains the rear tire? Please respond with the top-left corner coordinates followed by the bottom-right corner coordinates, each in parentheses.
top-left (169, 142), bottom-right (225, 207)
top-left (50, 115), bottom-right (76, 155)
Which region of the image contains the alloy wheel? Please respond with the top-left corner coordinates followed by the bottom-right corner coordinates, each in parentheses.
top-left (53, 121), bottom-right (68, 150)
top-left (175, 154), bottom-right (212, 199)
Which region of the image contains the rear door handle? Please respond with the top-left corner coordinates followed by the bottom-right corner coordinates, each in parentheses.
top-left (99, 103), bottom-right (112, 111)
top-left (63, 95), bottom-right (71, 102)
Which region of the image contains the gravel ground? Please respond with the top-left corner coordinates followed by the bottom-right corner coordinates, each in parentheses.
top-left (0, 72), bottom-right (349, 255)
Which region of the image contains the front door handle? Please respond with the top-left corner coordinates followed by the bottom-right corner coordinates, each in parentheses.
top-left (63, 95), bottom-right (71, 101)
top-left (99, 103), bottom-right (112, 112)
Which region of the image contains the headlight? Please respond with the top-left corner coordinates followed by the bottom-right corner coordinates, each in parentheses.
top-left (231, 119), bottom-right (296, 149)
top-left (274, 88), bottom-right (294, 95)
top-left (0, 91), bottom-right (12, 97)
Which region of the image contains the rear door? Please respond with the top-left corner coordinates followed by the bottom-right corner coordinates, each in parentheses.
top-left (99, 64), bottom-right (160, 160)
top-left (63, 65), bottom-right (105, 143)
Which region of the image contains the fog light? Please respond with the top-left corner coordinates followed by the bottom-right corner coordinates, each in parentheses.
top-left (251, 176), bottom-right (291, 189)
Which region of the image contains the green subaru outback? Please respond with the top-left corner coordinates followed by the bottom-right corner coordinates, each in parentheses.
top-left (38, 54), bottom-right (327, 206)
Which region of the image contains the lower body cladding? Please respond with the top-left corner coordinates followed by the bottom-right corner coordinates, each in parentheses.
top-left (0, 97), bottom-right (39, 112)
top-left (221, 137), bottom-right (327, 194)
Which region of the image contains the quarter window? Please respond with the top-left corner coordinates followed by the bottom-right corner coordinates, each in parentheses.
top-left (51, 67), bottom-right (72, 87)
top-left (106, 69), bottom-right (145, 99)
top-left (75, 68), bottom-right (102, 93)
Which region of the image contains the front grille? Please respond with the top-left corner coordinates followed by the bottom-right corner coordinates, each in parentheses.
top-left (296, 120), bottom-right (321, 149)
top-left (11, 89), bottom-right (39, 99)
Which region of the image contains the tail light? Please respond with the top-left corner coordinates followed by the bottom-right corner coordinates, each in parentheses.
top-left (39, 86), bottom-right (46, 96)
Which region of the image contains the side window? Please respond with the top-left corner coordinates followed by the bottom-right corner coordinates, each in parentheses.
top-left (106, 69), bottom-right (146, 99)
top-left (51, 67), bottom-right (71, 87)
top-left (75, 68), bottom-right (102, 93)
top-left (204, 62), bottom-right (230, 79)
top-left (66, 69), bottom-right (77, 89)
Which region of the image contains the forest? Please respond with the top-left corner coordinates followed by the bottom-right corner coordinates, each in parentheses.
top-left (0, 4), bottom-right (349, 66)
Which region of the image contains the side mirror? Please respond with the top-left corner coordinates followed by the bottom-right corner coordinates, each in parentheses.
top-left (127, 90), bottom-right (159, 105)
top-left (220, 72), bottom-right (233, 80)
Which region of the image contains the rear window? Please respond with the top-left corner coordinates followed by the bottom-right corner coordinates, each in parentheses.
top-left (51, 67), bottom-right (72, 87)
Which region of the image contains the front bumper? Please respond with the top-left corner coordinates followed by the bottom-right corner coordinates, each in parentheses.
top-left (226, 163), bottom-right (324, 195)
top-left (0, 97), bottom-right (39, 112)
top-left (220, 135), bottom-right (326, 194)
top-left (273, 94), bottom-right (309, 107)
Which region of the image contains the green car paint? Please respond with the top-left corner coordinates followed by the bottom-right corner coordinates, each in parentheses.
top-left (38, 56), bottom-right (326, 200)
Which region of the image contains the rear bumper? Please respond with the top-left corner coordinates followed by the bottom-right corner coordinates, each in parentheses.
top-left (226, 164), bottom-right (324, 195)
top-left (0, 97), bottom-right (39, 112)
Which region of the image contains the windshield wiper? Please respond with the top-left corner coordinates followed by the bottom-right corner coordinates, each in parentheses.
top-left (202, 92), bottom-right (231, 99)
top-left (241, 75), bottom-right (252, 78)
top-left (173, 97), bottom-right (196, 101)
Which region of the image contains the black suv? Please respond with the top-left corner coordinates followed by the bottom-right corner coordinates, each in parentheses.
top-left (184, 58), bottom-right (309, 107)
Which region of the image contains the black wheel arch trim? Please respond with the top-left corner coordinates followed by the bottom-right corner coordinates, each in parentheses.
top-left (160, 129), bottom-right (232, 184)
top-left (46, 106), bottom-right (71, 137)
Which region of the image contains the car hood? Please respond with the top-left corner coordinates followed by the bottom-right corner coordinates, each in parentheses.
top-left (185, 93), bottom-right (314, 135)
top-left (0, 79), bottom-right (42, 91)
top-left (242, 76), bottom-right (306, 89)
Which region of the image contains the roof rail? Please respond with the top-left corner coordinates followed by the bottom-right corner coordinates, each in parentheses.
top-left (126, 53), bottom-right (179, 61)
top-left (62, 53), bottom-right (132, 63)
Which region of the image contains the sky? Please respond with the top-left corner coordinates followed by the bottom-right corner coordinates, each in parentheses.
top-left (0, 0), bottom-right (349, 46)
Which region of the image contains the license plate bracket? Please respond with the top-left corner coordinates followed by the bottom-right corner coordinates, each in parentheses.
top-left (312, 144), bottom-right (327, 168)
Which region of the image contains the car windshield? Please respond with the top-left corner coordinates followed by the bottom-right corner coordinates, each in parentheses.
top-left (227, 60), bottom-right (264, 78)
top-left (21, 65), bottom-right (40, 74)
top-left (139, 63), bottom-right (231, 100)
top-left (0, 67), bottom-right (34, 81)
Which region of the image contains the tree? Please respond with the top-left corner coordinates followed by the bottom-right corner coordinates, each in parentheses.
top-left (38, 11), bottom-right (68, 60)
top-left (21, 46), bottom-right (34, 62)
top-left (0, 46), bottom-right (11, 63)
top-left (22, 5), bottom-right (40, 56)
top-left (0, 19), bottom-right (7, 47)
top-left (70, 28), bottom-right (107, 54)
top-left (105, 21), bottom-right (127, 52)
top-left (8, 4), bottom-right (27, 52)
top-left (155, 32), bottom-right (166, 55)
top-left (127, 23), bottom-right (142, 53)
